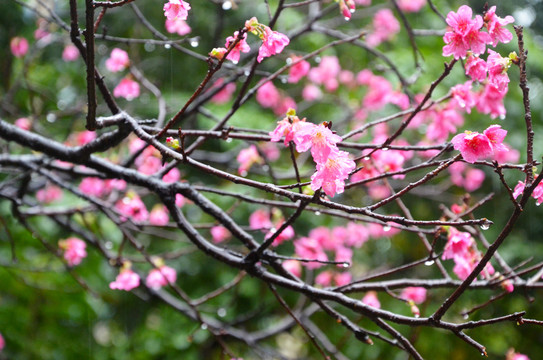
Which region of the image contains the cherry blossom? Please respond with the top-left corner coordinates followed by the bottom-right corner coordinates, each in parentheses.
top-left (79, 177), bottom-right (107, 197)
top-left (400, 287), bottom-right (427, 304)
top-left (0, 333), bottom-right (4, 351)
top-left (451, 130), bottom-right (494, 163)
top-left (443, 5), bottom-right (490, 59)
top-left (293, 123), bottom-right (343, 164)
top-left (113, 77), bottom-right (140, 101)
top-left (165, 18), bottom-right (191, 36)
top-left (484, 6), bottom-right (515, 47)
top-left (308, 56), bottom-right (340, 92)
top-left (10, 37), bottom-right (28, 58)
top-left (257, 27), bottom-right (290, 63)
top-left (15, 117), bottom-right (31, 131)
top-left (302, 84), bottom-right (323, 101)
top-left (294, 236), bottom-right (328, 269)
top-left (367, 9), bottom-right (400, 47)
top-left (110, 268), bottom-right (140, 291)
top-left (362, 291), bottom-right (381, 308)
top-left (225, 31), bottom-right (251, 64)
top-left (146, 265), bottom-right (177, 290)
top-left (36, 184), bottom-right (63, 203)
top-left (237, 145), bottom-right (262, 175)
top-left (397, 0), bottom-right (425, 13)
top-left (163, 0), bottom-right (191, 21)
top-left (282, 259), bottom-right (302, 278)
top-left (149, 205), bottom-right (169, 226)
top-left (58, 237), bottom-right (87, 266)
top-left (115, 191), bottom-right (149, 222)
top-left (62, 44), bottom-right (79, 62)
top-left (211, 226), bottom-right (231, 243)
top-left (210, 78), bottom-right (236, 104)
top-left (465, 55), bottom-right (487, 82)
top-left (256, 81), bottom-right (281, 109)
top-left (249, 209), bottom-right (273, 231)
top-left (310, 150), bottom-right (356, 197)
top-left (451, 81), bottom-right (476, 113)
top-left (442, 228), bottom-right (473, 260)
top-left (105, 48), bottom-right (130, 72)
top-left (287, 56), bottom-right (310, 83)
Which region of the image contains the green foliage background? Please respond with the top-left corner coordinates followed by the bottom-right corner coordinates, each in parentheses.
top-left (2, 0), bottom-right (543, 359)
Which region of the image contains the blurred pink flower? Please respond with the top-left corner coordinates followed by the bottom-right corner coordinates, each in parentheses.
top-left (110, 269), bottom-right (140, 291)
top-left (257, 28), bottom-right (289, 63)
top-left (367, 9), bottom-right (400, 46)
top-left (113, 78), bottom-right (140, 101)
top-left (149, 205), bottom-right (169, 226)
top-left (362, 291), bottom-right (381, 308)
top-left (165, 18), bottom-right (191, 35)
top-left (256, 81), bottom-right (281, 109)
top-left (211, 226), bottom-right (231, 243)
top-left (397, 0), bottom-right (425, 13)
top-left (400, 287), bottom-right (427, 304)
top-left (36, 184), bottom-right (63, 203)
top-left (287, 56), bottom-right (310, 83)
top-left (62, 44), bottom-right (80, 62)
top-left (105, 48), bottom-right (130, 72)
top-left (15, 117), bottom-right (31, 131)
top-left (146, 265), bottom-right (177, 290)
top-left (237, 145), bottom-right (261, 175)
top-left (10, 37), bottom-right (29, 58)
top-left (59, 237), bottom-right (87, 266)
top-left (282, 259), bottom-right (301, 278)
top-left (163, 0), bottom-right (191, 21)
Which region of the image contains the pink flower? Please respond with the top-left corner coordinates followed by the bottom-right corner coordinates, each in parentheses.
top-left (113, 77), bottom-right (140, 101)
top-left (367, 9), bottom-right (400, 46)
top-left (512, 181), bottom-right (525, 199)
top-left (511, 354), bottom-right (530, 360)
top-left (294, 236), bottom-right (328, 269)
top-left (62, 44), bottom-right (79, 62)
top-left (36, 184), bottom-right (63, 203)
top-left (10, 37), bottom-right (28, 58)
top-left (309, 227), bottom-right (336, 251)
top-left (476, 83), bottom-right (506, 119)
top-left (400, 287), bottom-right (427, 304)
top-left (315, 270), bottom-right (333, 287)
top-left (443, 5), bottom-right (491, 59)
top-left (15, 117), bottom-right (31, 130)
top-left (76, 130), bottom-right (97, 145)
top-left (265, 222), bottom-right (295, 247)
top-left (110, 268), bottom-right (140, 291)
top-left (451, 81), bottom-right (476, 112)
top-left (79, 177), bottom-right (106, 197)
top-left (335, 246), bottom-right (352, 265)
top-left (237, 145), bottom-right (262, 175)
top-left (104, 179), bottom-right (126, 193)
top-left (115, 192), bottom-right (149, 223)
top-left (463, 168), bottom-right (485, 192)
top-left (163, 0), bottom-right (191, 21)
top-left (484, 6), bottom-right (515, 47)
top-left (282, 259), bottom-right (302, 278)
top-left (0, 332), bottom-right (4, 351)
top-left (225, 31), bottom-right (251, 64)
top-left (249, 209), bottom-right (272, 230)
top-left (259, 142), bottom-right (280, 161)
top-left (165, 18), bottom-right (191, 36)
top-left (137, 156), bottom-right (162, 175)
top-left (210, 78), bottom-right (236, 104)
top-left (257, 28), bottom-right (290, 63)
top-left (146, 265), bottom-right (177, 290)
top-left (483, 124), bottom-right (508, 153)
top-left (308, 56), bottom-right (341, 92)
top-left (273, 97), bottom-right (297, 117)
top-left (442, 228), bottom-right (473, 260)
top-left (149, 205), bottom-right (169, 225)
top-left (452, 254), bottom-right (474, 280)
top-left (465, 55), bottom-right (487, 82)
top-left (293, 123), bottom-right (343, 164)
top-left (211, 226), bottom-right (231, 243)
top-left (287, 56), bottom-right (310, 84)
top-left (486, 50), bottom-right (511, 92)
top-left (334, 272), bottom-right (352, 286)
top-left (59, 237), bottom-right (87, 266)
top-left (451, 131), bottom-right (493, 163)
top-left (269, 115), bottom-right (306, 146)
top-left (175, 193), bottom-right (186, 207)
top-left (256, 81), bottom-right (281, 109)
top-left (344, 222), bottom-right (369, 248)
top-left (302, 84), bottom-right (323, 101)
top-left (397, 0), bottom-right (425, 13)
top-left (162, 167), bottom-right (181, 183)
top-left (362, 291), bottom-right (381, 308)
top-left (105, 48), bottom-right (130, 72)
top-left (310, 150), bottom-right (356, 197)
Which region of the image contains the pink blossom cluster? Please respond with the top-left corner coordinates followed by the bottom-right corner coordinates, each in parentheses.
top-left (211, 225), bottom-right (231, 243)
top-left (149, 205), bottom-right (170, 226)
top-left (104, 48), bottom-right (140, 101)
top-left (10, 37), bottom-right (28, 58)
top-left (269, 111), bottom-right (355, 197)
top-left (163, 0), bottom-right (190, 21)
top-left (79, 177), bottom-right (126, 198)
top-left (448, 162), bottom-right (485, 192)
top-left (58, 237), bottom-right (87, 266)
top-left (451, 50), bottom-right (514, 119)
top-left (212, 18), bottom-right (289, 65)
top-left (209, 78), bottom-right (236, 104)
top-left (441, 227), bottom-right (496, 281)
top-left (249, 208), bottom-right (294, 247)
top-left (165, 18), bottom-right (191, 36)
top-left (443, 5), bottom-right (514, 60)
top-left (110, 267), bottom-right (140, 291)
top-left (397, 0), bottom-right (425, 13)
top-left (451, 124), bottom-right (508, 163)
top-left (110, 261), bottom-right (177, 292)
top-left (62, 44), bottom-right (79, 62)
top-left (366, 9), bottom-right (400, 47)
top-left (115, 191), bottom-right (149, 223)
top-left (362, 291), bottom-right (381, 309)
top-left (130, 137), bottom-right (181, 183)
top-left (513, 178), bottom-right (543, 206)
top-left (256, 81), bottom-right (297, 116)
top-left (507, 350), bottom-right (530, 360)
top-left (338, 0), bottom-right (356, 21)
top-left (36, 184), bottom-right (63, 204)
top-left (0, 333), bottom-right (4, 352)
top-left (236, 145), bottom-right (262, 176)
top-left (146, 265), bottom-right (177, 290)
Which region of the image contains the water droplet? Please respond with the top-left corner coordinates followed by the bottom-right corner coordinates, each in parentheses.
top-left (344, 17), bottom-right (351, 21)
top-left (232, 60), bottom-right (238, 65)
top-left (424, 260), bottom-right (435, 266)
top-left (481, 352), bottom-right (485, 357)
top-left (105, 241), bottom-right (113, 249)
top-left (144, 42), bottom-right (155, 52)
top-left (164, 43), bottom-right (171, 49)
top-left (463, 314), bottom-right (469, 320)
top-left (46, 113), bottom-right (56, 123)
top-left (381, 147), bottom-right (389, 152)
top-left (383, 225), bottom-right (391, 232)
top-left (190, 40), bottom-right (199, 48)
top-left (286, 57), bottom-right (292, 65)
top-left (315, 211), bottom-right (321, 216)
top-left (262, 165), bottom-right (269, 171)
top-left (537, 202), bottom-right (541, 207)
top-left (222, 0), bottom-right (232, 10)
top-left (122, 197), bottom-right (131, 204)
top-left (281, 77), bottom-right (287, 84)
top-left (217, 308), bottom-right (227, 317)
top-left (480, 223), bottom-right (490, 230)
top-left (200, 323), bottom-right (208, 330)
top-left (342, 262), bottom-right (351, 268)
top-left (226, 138), bottom-right (233, 143)
top-left (315, 56), bottom-right (321, 64)
top-left (240, 170), bottom-right (248, 177)
top-left (363, 156), bottom-right (370, 161)
top-left (414, 314), bottom-right (420, 318)
top-left (244, 70), bottom-right (250, 76)
top-left (499, 114), bottom-right (506, 120)
top-left (269, 227), bottom-right (277, 233)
